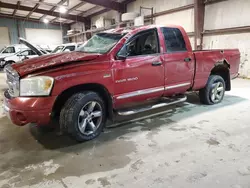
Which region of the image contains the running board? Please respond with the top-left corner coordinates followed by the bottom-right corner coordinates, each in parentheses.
top-left (117, 95), bottom-right (187, 116)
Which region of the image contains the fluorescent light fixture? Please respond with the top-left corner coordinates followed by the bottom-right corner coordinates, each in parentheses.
top-left (43, 19), bottom-right (49, 24)
top-left (59, 6), bottom-right (67, 14)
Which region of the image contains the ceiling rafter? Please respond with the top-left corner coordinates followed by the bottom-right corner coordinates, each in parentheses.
top-left (26, 0), bottom-right (44, 19)
top-left (0, 1), bottom-right (87, 22)
top-left (70, 7), bottom-right (110, 27)
top-left (39, 0), bottom-right (68, 20)
top-left (80, 0), bottom-right (136, 13)
top-left (68, 1), bottom-right (87, 13)
top-left (0, 12), bottom-right (69, 25)
top-left (51, 1), bottom-right (87, 23)
top-left (12, 1), bottom-right (20, 17)
top-left (78, 5), bottom-right (102, 17)
top-left (80, 0), bottom-right (125, 12)
top-left (0, 0), bottom-right (136, 25)
top-left (85, 8), bottom-right (110, 19)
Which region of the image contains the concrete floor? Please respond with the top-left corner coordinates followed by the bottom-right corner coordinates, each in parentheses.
top-left (0, 72), bottom-right (250, 188)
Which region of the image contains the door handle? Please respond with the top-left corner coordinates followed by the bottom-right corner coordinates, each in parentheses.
top-left (184, 57), bottom-right (192, 62)
top-left (152, 61), bottom-right (162, 66)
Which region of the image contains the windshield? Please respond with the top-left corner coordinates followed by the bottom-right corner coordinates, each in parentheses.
top-left (52, 46), bottom-right (64, 53)
top-left (77, 33), bottom-right (125, 54)
top-left (0, 47), bottom-right (6, 53)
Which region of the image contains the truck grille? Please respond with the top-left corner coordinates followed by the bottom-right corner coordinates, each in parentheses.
top-left (5, 65), bottom-right (20, 97)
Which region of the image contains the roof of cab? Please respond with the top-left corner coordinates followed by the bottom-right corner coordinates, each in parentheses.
top-left (103, 24), bottom-right (184, 35)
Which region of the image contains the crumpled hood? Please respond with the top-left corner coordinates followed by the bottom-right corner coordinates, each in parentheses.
top-left (12, 51), bottom-right (100, 76)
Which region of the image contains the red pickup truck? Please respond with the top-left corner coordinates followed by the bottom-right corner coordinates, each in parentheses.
top-left (3, 25), bottom-right (240, 142)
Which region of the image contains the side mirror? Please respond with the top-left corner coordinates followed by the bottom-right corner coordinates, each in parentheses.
top-left (116, 45), bottom-right (128, 60)
top-left (16, 54), bottom-right (22, 57)
top-left (116, 54), bottom-right (127, 60)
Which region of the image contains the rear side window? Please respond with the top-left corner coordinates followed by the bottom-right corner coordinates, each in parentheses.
top-left (20, 50), bottom-right (29, 56)
top-left (161, 27), bottom-right (187, 53)
top-left (28, 50), bottom-right (36, 55)
top-left (2, 47), bottom-right (15, 54)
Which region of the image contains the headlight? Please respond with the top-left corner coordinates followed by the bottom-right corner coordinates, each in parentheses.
top-left (20, 76), bottom-right (54, 96)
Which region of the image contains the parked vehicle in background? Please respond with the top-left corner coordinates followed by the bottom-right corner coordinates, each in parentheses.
top-left (1, 38), bottom-right (48, 69)
top-left (52, 43), bottom-right (83, 53)
top-left (3, 25), bottom-right (240, 142)
top-left (0, 50), bottom-right (38, 69)
top-left (0, 44), bottom-right (28, 59)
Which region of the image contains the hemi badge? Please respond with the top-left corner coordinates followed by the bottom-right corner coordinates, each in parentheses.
top-left (103, 74), bottom-right (111, 78)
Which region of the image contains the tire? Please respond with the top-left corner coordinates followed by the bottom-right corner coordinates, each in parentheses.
top-left (37, 126), bottom-right (55, 133)
top-left (59, 91), bottom-right (106, 142)
top-left (199, 75), bottom-right (226, 105)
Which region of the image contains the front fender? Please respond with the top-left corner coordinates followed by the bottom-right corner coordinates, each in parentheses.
top-left (51, 70), bottom-right (114, 96)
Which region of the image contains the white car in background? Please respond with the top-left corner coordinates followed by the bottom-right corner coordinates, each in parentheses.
top-left (52, 43), bottom-right (84, 53)
top-left (0, 44), bottom-right (28, 59)
top-left (1, 38), bottom-right (48, 69)
top-left (0, 49), bottom-right (38, 68)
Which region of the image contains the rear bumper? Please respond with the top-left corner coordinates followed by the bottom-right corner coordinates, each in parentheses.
top-left (3, 90), bottom-right (57, 126)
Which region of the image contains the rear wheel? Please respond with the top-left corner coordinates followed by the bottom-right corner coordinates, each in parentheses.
top-left (199, 75), bottom-right (226, 105)
top-left (60, 91), bottom-right (106, 142)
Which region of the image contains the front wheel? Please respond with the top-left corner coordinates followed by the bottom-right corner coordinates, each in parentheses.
top-left (199, 75), bottom-right (226, 105)
top-left (60, 91), bottom-right (106, 142)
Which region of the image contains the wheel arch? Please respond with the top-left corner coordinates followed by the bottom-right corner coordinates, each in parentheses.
top-left (5, 60), bottom-right (15, 65)
top-left (52, 83), bottom-right (113, 121)
top-left (211, 59), bottom-right (231, 91)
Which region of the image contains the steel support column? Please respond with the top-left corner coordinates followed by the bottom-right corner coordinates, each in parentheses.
top-left (194, 0), bottom-right (205, 50)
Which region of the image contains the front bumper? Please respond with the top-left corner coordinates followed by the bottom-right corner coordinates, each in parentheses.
top-left (3, 90), bottom-right (57, 126)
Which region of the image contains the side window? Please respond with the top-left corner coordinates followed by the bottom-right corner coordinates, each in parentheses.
top-left (64, 46), bottom-right (75, 51)
top-left (20, 50), bottom-right (29, 56)
top-left (28, 50), bottom-right (36, 55)
top-left (2, 47), bottom-right (15, 54)
top-left (118, 30), bottom-right (159, 57)
top-left (161, 27), bottom-right (187, 52)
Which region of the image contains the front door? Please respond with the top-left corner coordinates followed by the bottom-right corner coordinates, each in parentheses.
top-left (113, 29), bottom-right (164, 108)
top-left (161, 27), bottom-right (195, 95)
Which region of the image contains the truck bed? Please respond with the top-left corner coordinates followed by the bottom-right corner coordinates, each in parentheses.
top-left (192, 49), bottom-right (240, 90)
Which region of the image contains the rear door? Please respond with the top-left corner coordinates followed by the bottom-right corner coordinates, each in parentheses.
top-left (161, 27), bottom-right (195, 95)
top-left (17, 50), bottom-right (29, 61)
top-left (113, 29), bottom-right (164, 108)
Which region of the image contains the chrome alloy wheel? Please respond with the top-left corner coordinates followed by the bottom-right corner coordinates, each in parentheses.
top-left (78, 101), bottom-right (103, 135)
top-left (210, 81), bottom-right (224, 103)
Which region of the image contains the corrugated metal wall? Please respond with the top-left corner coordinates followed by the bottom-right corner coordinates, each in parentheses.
top-left (127, 0), bottom-right (195, 49)
top-left (0, 17), bottom-right (69, 45)
top-left (0, 18), bottom-right (18, 45)
top-left (203, 0), bottom-right (250, 78)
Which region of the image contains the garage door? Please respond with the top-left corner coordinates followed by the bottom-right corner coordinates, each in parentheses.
top-left (0, 27), bottom-right (10, 50)
top-left (25, 28), bottom-right (63, 49)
